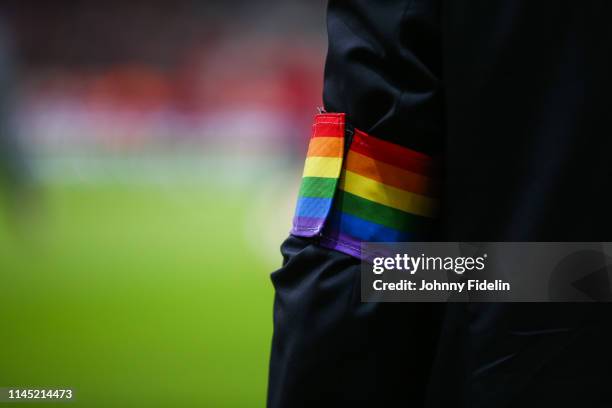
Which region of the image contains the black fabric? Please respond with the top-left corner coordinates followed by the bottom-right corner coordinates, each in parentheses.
top-left (441, 2), bottom-right (612, 406)
top-left (323, 0), bottom-right (443, 155)
top-left (442, 0), bottom-right (612, 242)
top-left (270, 1), bottom-right (612, 406)
top-left (268, 236), bottom-right (444, 408)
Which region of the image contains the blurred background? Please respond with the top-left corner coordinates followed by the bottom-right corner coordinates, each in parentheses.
top-left (0, 1), bottom-right (325, 406)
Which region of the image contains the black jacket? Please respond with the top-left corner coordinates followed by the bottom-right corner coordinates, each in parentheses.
top-left (322, 1), bottom-right (612, 406)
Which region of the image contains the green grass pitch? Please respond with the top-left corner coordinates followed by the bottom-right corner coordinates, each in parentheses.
top-left (0, 182), bottom-right (278, 407)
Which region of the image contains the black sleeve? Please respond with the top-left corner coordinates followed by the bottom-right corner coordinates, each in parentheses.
top-left (323, 0), bottom-right (443, 155)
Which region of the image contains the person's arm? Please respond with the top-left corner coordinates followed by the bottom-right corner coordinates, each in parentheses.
top-left (290, 0), bottom-right (444, 259)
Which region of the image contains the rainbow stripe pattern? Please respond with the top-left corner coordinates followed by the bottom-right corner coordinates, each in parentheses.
top-left (291, 113), bottom-right (346, 237)
top-left (291, 113), bottom-right (439, 259)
